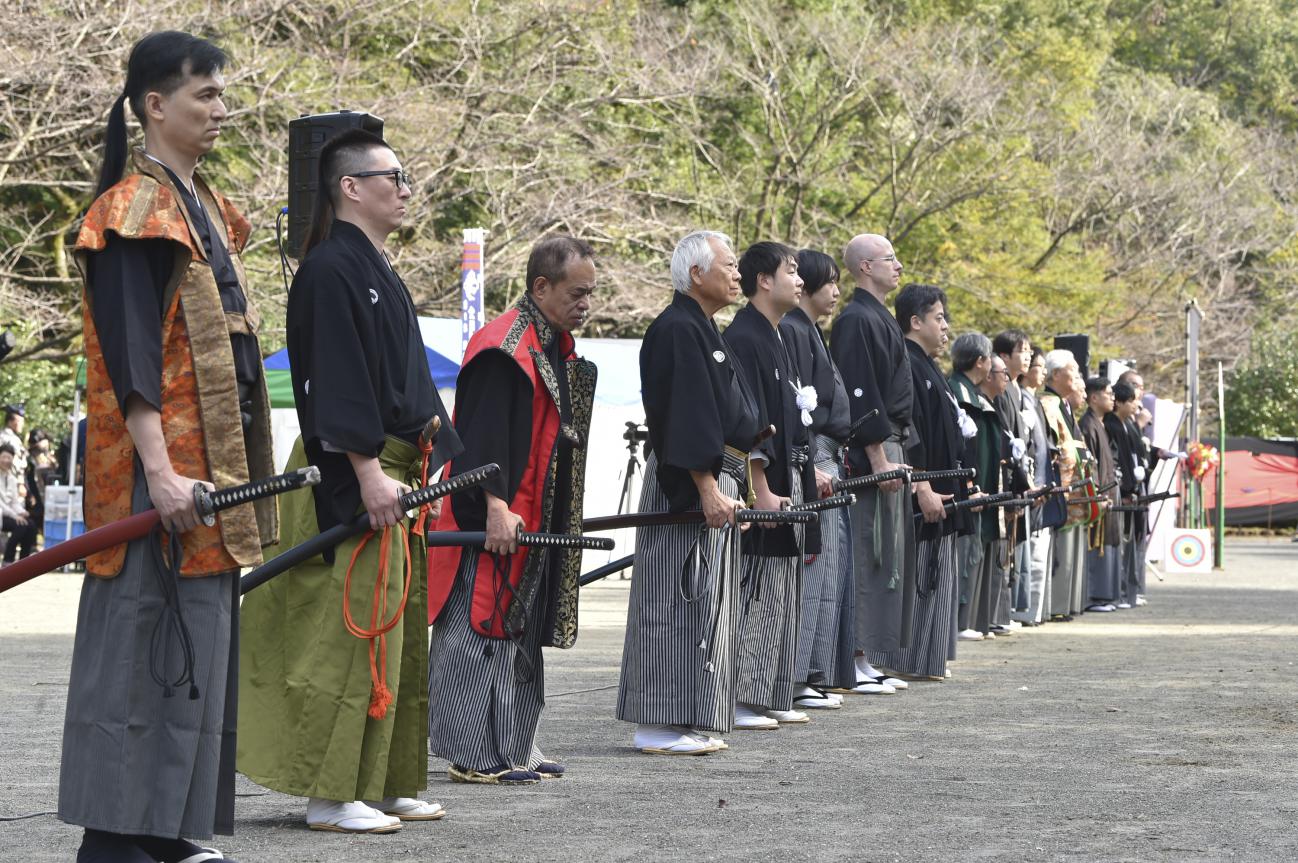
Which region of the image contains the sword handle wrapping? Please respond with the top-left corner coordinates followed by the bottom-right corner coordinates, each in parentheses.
top-left (909, 468), bottom-right (976, 483)
top-left (832, 467), bottom-right (908, 493)
top-left (788, 493), bottom-right (856, 513)
top-left (518, 530), bottom-right (615, 550)
top-left (399, 463), bottom-right (501, 511)
top-left (737, 509), bottom-right (817, 525)
top-left (193, 465), bottom-right (324, 527)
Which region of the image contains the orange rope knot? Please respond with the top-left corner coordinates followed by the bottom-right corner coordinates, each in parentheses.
top-left (343, 524), bottom-right (413, 720)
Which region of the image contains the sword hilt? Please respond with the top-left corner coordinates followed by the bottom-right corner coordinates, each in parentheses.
top-left (401, 463), bottom-right (501, 512)
top-left (193, 466), bottom-right (323, 527)
top-left (788, 493), bottom-right (856, 513)
top-left (517, 530), bottom-right (615, 550)
top-left (908, 468), bottom-right (976, 484)
top-left (833, 467), bottom-right (908, 493)
top-left (736, 508), bottom-right (817, 525)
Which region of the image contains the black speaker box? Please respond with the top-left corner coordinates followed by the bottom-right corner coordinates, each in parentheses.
top-left (286, 110), bottom-right (384, 258)
top-left (1053, 333), bottom-right (1091, 379)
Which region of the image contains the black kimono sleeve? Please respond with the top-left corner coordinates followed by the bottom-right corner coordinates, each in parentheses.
top-left (643, 317), bottom-right (727, 477)
top-left (829, 310), bottom-right (892, 446)
top-left (84, 234), bottom-right (172, 414)
top-left (447, 350), bottom-right (533, 531)
top-left (288, 254), bottom-right (387, 459)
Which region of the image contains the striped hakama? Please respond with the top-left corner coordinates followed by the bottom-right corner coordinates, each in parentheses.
top-left (59, 467), bottom-right (237, 840)
top-left (793, 435), bottom-right (855, 689)
top-left (868, 532), bottom-right (957, 678)
top-left (736, 471), bottom-right (803, 712)
top-left (616, 453), bottom-right (743, 733)
top-left (427, 551), bottom-right (547, 773)
top-left (850, 438), bottom-right (915, 652)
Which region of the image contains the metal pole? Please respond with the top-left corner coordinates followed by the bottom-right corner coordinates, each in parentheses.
top-left (1214, 362), bottom-right (1225, 569)
top-left (65, 382), bottom-right (81, 550)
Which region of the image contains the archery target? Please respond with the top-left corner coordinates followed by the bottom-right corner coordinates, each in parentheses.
top-left (1164, 529), bottom-right (1212, 573)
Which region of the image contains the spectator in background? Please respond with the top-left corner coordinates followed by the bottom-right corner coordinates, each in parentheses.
top-left (26, 429), bottom-right (55, 547)
top-left (0, 405), bottom-right (28, 486)
top-left (0, 443), bottom-right (37, 563)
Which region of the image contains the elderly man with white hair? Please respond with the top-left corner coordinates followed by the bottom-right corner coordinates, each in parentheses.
top-left (1038, 349), bottom-right (1089, 622)
top-left (616, 230), bottom-right (761, 756)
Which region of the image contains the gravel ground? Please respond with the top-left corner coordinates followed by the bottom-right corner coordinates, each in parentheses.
top-left (2, 539), bottom-right (1297, 862)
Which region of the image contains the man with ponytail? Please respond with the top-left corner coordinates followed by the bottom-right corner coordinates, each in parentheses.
top-left (61, 31), bottom-right (278, 863)
top-left (237, 129), bottom-right (460, 832)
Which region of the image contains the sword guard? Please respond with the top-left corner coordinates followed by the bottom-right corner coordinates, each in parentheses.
top-left (193, 483), bottom-right (217, 527)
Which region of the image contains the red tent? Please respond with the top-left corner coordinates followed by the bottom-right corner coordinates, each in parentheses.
top-left (1201, 437), bottom-right (1298, 527)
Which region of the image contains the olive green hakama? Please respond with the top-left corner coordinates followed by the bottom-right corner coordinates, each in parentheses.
top-left (237, 436), bottom-right (428, 802)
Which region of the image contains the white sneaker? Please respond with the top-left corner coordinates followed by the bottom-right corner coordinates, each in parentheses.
top-left (957, 629), bottom-right (984, 642)
top-left (1135, 595), bottom-right (1149, 607)
top-left (762, 707), bottom-right (810, 724)
top-left (1116, 602), bottom-right (1132, 609)
top-left (1085, 603), bottom-right (1117, 612)
top-left (1006, 620), bottom-right (1023, 630)
top-left (363, 796), bottom-right (445, 821)
top-left (734, 704), bottom-right (780, 730)
top-left (307, 798), bottom-right (402, 833)
top-left (634, 724), bottom-right (720, 755)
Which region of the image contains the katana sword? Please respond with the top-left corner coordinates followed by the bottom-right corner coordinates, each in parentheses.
top-left (583, 507), bottom-right (817, 532)
top-left (1109, 490), bottom-right (1180, 513)
top-left (908, 468), bottom-right (977, 484)
top-left (239, 462), bottom-right (501, 595)
top-left (580, 554), bottom-right (636, 587)
top-left (0, 467), bottom-right (322, 596)
top-left (788, 493), bottom-right (856, 513)
top-left (424, 530), bottom-right (615, 550)
top-left (832, 467), bottom-right (908, 493)
top-left (846, 407), bottom-right (881, 438)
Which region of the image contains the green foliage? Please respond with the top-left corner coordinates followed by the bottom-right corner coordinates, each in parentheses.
top-left (1224, 331), bottom-right (1298, 439)
top-left (2, 0), bottom-right (1297, 412)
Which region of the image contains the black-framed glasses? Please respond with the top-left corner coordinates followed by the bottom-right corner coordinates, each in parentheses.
top-left (347, 169), bottom-right (413, 189)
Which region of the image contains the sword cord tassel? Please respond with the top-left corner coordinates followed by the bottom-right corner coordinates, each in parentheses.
top-left (343, 523), bottom-right (413, 721)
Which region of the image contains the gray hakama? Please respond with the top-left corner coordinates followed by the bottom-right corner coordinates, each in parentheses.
top-left (869, 532), bottom-right (957, 678)
top-left (736, 472), bottom-right (803, 712)
top-left (1070, 528), bottom-right (1090, 614)
top-left (616, 453), bottom-right (743, 733)
top-left (956, 532), bottom-right (982, 632)
top-left (793, 436), bottom-right (855, 689)
top-left (1087, 542), bottom-right (1122, 606)
top-left (966, 539), bottom-right (1005, 636)
top-left (428, 552), bottom-right (546, 772)
top-left (59, 470), bottom-right (237, 840)
top-left (1049, 525), bottom-right (1080, 617)
top-left (850, 438), bottom-right (916, 652)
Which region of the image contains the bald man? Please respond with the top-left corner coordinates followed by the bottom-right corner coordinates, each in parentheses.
top-left (829, 234), bottom-right (915, 693)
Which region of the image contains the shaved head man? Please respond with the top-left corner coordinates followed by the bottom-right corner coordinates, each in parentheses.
top-left (829, 233), bottom-right (916, 692)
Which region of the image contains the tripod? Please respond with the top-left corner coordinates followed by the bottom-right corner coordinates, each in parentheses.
top-left (614, 420), bottom-right (649, 578)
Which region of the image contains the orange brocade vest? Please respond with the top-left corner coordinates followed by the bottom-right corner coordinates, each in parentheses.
top-left (74, 151), bottom-right (277, 577)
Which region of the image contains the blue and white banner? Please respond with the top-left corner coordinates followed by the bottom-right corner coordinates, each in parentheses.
top-left (461, 227), bottom-right (486, 356)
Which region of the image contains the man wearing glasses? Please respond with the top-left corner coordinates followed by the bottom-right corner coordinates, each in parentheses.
top-left (239, 129), bottom-right (462, 834)
top-left (830, 234), bottom-right (915, 695)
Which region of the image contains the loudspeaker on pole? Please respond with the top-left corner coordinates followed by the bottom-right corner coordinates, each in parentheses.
top-left (1053, 333), bottom-right (1091, 379)
top-left (286, 110), bottom-right (384, 259)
